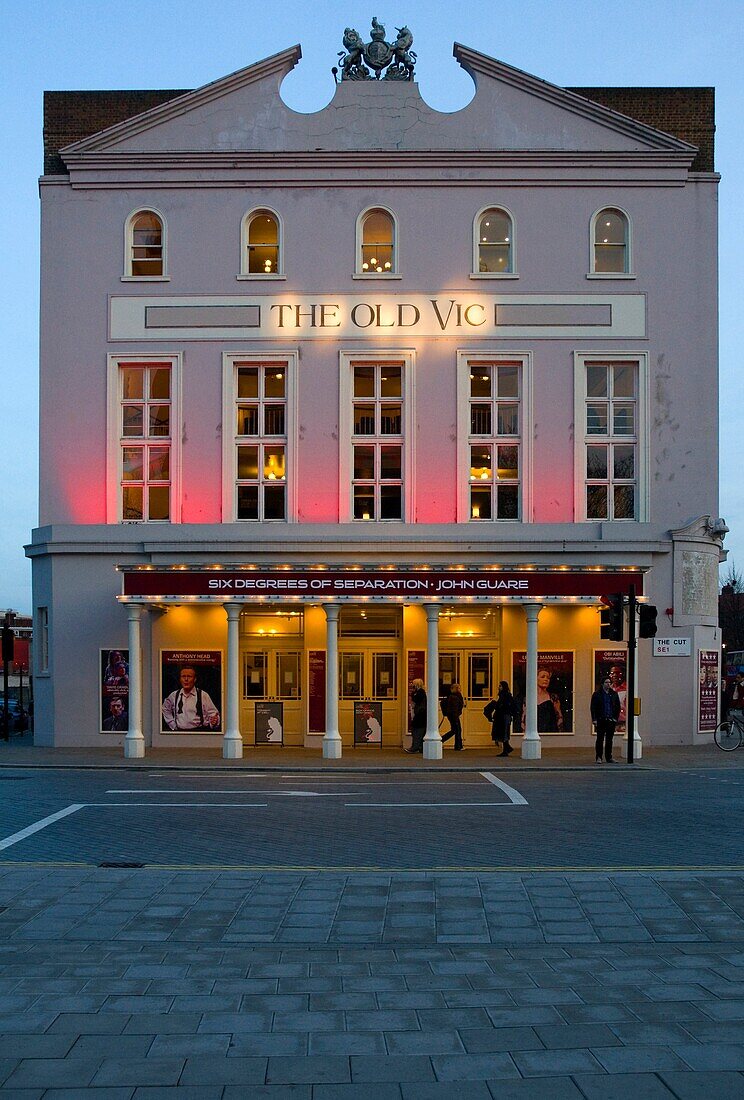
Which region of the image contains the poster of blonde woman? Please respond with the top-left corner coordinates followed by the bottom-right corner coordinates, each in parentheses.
top-left (512, 651), bottom-right (574, 733)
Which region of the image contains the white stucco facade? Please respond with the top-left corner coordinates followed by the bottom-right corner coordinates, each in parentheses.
top-left (28, 41), bottom-right (724, 756)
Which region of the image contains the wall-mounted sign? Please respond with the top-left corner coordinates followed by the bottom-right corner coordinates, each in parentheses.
top-left (308, 651), bottom-right (326, 734)
top-left (653, 637), bottom-right (691, 656)
top-left (512, 651), bottom-right (574, 734)
top-left (255, 701), bottom-right (284, 745)
top-left (100, 648), bottom-right (129, 733)
top-left (593, 649), bottom-right (627, 732)
top-left (698, 649), bottom-right (720, 733)
top-left (354, 701), bottom-right (383, 746)
top-left (161, 651), bottom-right (222, 733)
top-left (111, 292), bottom-right (646, 342)
top-left (124, 568), bottom-right (644, 601)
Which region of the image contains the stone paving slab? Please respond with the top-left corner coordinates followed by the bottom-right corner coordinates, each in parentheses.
top-left (0, 869), bottom-right (743, 1093)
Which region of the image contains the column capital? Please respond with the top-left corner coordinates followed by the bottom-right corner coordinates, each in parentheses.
top-left (322, 603), bottom-right (340, 622)
top-left (126, 604), bottom-right (143, 622)
top-left (224, 602), bottom-right (242, 621)
top-left (424, 602), bottom-right (440, 623)
top-left (522, 602), bottom-right (543, 623)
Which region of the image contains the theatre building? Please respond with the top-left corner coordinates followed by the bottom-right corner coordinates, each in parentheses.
top-left (28, 26), bottom-right (725, 758)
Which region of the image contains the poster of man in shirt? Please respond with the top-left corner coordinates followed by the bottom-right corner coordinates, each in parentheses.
top-left (161, 651), bottom-right (222, 733)
top-left (512, 651), bottom-right (574, 734)
top-left (100, 648), bottom-right (129, 733)
top-left (593, 649), bottom-right (628, 732)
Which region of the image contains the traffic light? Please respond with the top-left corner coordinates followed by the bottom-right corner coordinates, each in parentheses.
top-left (638, 604), bottom-right (658, 638)
top-left (600, 594), bottom-right (624, 641)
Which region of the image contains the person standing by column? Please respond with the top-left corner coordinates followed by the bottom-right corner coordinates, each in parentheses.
top-left (406, 678), bottom-right (427, 753)
top-left (440, 683), bottom-right (465, 751)
top-left (484, 681), bottom-right (514, 757)
top-left (590, 677), bottom-right (621, 763)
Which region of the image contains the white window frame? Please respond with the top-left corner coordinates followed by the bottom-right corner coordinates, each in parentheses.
top-left (573, 352), bottom-right (649, 522)
top-left (456, 351), bottom-right (533, 523)
top-left (587, 206), bottom-right (634, 279)
top-left (238, 207), bottom-right (286, 280)
top-left (470, 205), bottom-right (518, 280)
top-left (122, 207), bottom-right (169, 281)
top-left (106, 354), bottom-right (182, 524)
top-left (339, 350), bottom-right (415, 523)
top-left (222, 351), bottom-right (298, 522)
top-left (353, 206), bottom-right (401, 279)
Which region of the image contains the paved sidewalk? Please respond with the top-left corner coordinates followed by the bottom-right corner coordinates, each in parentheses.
top-left (0, 867), bottom-right (743, 1096)
top-left (1, 737), bottom-right (741, 771)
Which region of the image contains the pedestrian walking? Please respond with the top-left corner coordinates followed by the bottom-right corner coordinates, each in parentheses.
top-left (484, 681), bottom-right (514, 757)
top-left (440, 683), bottom-right (465, 750)
top-left (590, 676), bottom-right (621, 763)
top-left (406, 678), bottom-right (427, 753)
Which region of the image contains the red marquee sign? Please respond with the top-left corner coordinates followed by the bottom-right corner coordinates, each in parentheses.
top-left (122, 568), bottom-right (644, 600)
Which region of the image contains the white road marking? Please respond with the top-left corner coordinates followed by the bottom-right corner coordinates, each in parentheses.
top-left (106, 789), bottom-right (353, 797)
top-left (90, 802), bottom-right (268, 808)
top-left (480, 771), bottom-right (528, 805)
top-left (344, 802), bottom-right (522, 808)
top-left (0, 804), bottom-right (85, 850)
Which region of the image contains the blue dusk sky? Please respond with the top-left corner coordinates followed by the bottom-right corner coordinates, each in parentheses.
top-left (1, 0), bottom-right (742, 612)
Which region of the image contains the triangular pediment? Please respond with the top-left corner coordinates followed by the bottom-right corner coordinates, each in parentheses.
top-left (60, 41), bottom-right (698, 160)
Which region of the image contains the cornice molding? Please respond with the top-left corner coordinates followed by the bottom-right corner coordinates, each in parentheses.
top-left (453, 43), bottom-right (698, 155)
top-left (59, 45), bottom-right (302, 158)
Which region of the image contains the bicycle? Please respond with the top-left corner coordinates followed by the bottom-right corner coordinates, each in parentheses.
top-left (715, 711), bottom-right (744, 751)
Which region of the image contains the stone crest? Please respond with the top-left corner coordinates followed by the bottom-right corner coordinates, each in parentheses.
top-left (334, 17), bottom-right (416, 82)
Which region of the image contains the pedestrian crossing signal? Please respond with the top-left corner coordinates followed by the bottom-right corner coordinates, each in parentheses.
top-left (600, 594), bottom-right (624, 641)
top-left (638, 604), bottom-right (658, 638)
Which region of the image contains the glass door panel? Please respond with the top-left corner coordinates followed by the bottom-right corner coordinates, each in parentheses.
top-left (243, 652), bottom-right (267, 699)
top-left (468, 652), bottom-right (492, 701)
top-left (373, 652), bottom-right (397, 700)
top-left (340, 653), bottom-right (364, 699)
top-left (439, 653), bottom-right (460, 696)
top-left (277, 652), bottom-right (301, 700)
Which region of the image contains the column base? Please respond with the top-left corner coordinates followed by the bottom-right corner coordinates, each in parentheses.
top-left (423, 739), bottom-right (443, 761)
top-left (223, 736), bottom-right (243, 760)
top-left (124, 737), bottom-right (145, 759)
top-left (622, 737), bottom-right (643, 761)
top-left (520, 738), bottom-right (541, 760)
top-left (323, 738), bottom-right (343, 759)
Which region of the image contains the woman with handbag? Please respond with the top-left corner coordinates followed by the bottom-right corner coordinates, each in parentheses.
top-left (484, 681), bottom-right (514, 757)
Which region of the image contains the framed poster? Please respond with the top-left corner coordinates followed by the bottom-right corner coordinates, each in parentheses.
top-left (512, 651), bottom-right (574, 733)
top-left (698, 649), bottom-right (719, 732)
top-left (308, 650), bottom-right (326, 733)
top-left (255, 701), bottom-right (284, 744)
top-left (406, 650), bottom-right (425, 734)
top-left (100, 648), bottom-right (129, 733)
top-left (354, 700), bottom-right (383, 745)
top-left (593, 649), bottom-right (628, 733)
top-left (161, 651), bottom-right (222, 733)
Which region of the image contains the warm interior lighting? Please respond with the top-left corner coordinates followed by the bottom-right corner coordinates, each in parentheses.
top-left (471, 505), bottom-right (480, 518)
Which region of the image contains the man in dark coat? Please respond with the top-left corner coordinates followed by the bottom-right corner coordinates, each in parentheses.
top-left (590, 677), bottom-right (621, 763)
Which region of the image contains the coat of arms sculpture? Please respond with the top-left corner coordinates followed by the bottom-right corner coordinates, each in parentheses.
top-left (334, 17), bottom-right (416, 82)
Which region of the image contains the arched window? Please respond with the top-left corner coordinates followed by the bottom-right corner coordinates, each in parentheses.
top-left (241, 209), bottom-right (282, 276)
top-left (474, 207), bottom-right (514, 275)
top-left (592, 207), bottom-right (630, 274)
top-left (357, 208), bottom-right (397, 275)
top-left (125, 210), bottom-right (165, 278)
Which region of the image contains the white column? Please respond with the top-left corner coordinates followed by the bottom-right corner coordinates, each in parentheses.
top-left (124, 604), bottom-right (145, 759)
top-left (223, 603), bottom-right (243, 759)
top-left (322, 604), bottom-right (342, 759)
top-left (521, 602), bottom-right (543, 760)
top-left (423, 603), bottom-right (442, 761)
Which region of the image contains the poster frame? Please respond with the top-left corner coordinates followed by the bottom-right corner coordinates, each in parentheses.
top-left (159, 649), bottom-right (224, 735)
top-left (510, 649), bottom-right (576, 734)
top-left (99, 647), bottom-right (130, 734)
top-left (697, 648), bottom-right (720, 734)
top-left (592, 647), bottom-right (629, 734)
top-left (255, 700), bottom-right (285, 745)
top-left (353, 700), bottom-right (384, 747)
